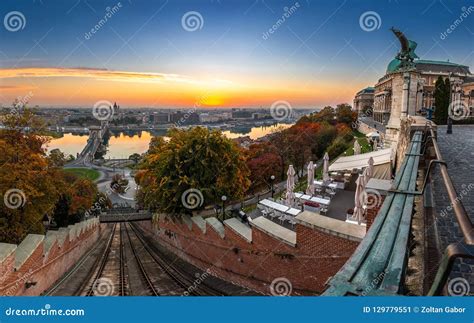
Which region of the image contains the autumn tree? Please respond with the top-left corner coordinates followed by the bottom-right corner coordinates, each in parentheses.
top-left (245, 142), bottom-right (283, 193)
top-left (0, 108), bottom-right (60, 243)
top-left (0, 106), bottom-right (108, 243)
top-left (137, 127), bottom-right (250, 215)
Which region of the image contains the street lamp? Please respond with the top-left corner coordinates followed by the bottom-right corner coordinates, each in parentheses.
top-left (221, 195), bottom-right (227, 221)
top-left (270, 175), bottom-right (275, 198)
top-left (42, 214), bottom-right (50, 232)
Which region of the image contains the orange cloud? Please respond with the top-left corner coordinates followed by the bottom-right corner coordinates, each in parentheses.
top-left (0, 67), bottom-right (358, 108)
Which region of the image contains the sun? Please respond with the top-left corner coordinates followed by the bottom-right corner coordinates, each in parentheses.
top-left (200, 95), bottom-right (224, 107)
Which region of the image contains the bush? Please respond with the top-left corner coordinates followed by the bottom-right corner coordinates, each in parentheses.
top-left (327, 139), bottom-right (349, 159)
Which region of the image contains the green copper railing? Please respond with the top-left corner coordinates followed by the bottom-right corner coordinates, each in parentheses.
top-left (323, 125), bottom-right (474, 296)
top-left (323, 131), bottom-right (423, 296)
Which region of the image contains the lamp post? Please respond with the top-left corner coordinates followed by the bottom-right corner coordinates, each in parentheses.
top-left (221, 195), bottom-right (227, 221)
top-left (42, 214), bottom-right (50, 232)
top-left (270, 175), bottom-right (275, 199)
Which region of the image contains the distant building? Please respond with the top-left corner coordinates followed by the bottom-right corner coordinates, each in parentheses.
top-left (353, 87), bottom-right (374, 115)
top-left (150, 112), bottom-right (171, 124)
top-left (231, 109), bottom-right (252, 119)
top-left (170, 111), bottom-right (200, 125)
top-left (252, 112), bottom-right (271, 119)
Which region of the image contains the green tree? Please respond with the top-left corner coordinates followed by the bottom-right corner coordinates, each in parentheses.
top-left (129, 153), bottom-right (141, 165)
top-left (137, 127), bottom-right (250, 215)
top-left (433, 76), bottom-right (450, 125)
top-left (311, 106), bottom-right (335, 124)
top-left (336, 103), bottom-right (356, 125)
top-left (52, 194), bottom-right (71, 227)
top-left (48, 148), bottom-right (67, 167)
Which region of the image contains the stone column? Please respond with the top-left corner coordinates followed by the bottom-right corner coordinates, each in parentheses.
top-left (401, 73), bottom-right (410, 118)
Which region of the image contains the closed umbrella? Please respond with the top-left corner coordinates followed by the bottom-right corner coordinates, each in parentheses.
top-left (373, 139), bottom-right (378, 151)
top-left (286, 165), bottom-right (296, 207)
top-left (354, 140), bottom-right (361, 155)
top-left (322, 152), bottom-right (330, 183)
top-left (306, 161), bottom-right (315, 195)
top-left (353, 175), bottom-right (365, 225)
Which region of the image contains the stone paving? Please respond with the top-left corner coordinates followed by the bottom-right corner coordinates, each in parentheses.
top-left (432, 125), bottom-right (474, 295)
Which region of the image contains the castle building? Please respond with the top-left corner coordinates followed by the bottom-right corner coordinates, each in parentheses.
top-left (354, 29), bottom-right (473, 134)
top-left (353, 87), bottom-right (374, 114)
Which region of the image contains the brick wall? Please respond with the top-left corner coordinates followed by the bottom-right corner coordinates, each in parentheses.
top-left (137, 215), bottom-right (361, 295)
top-left (0, 218), bottom-right (101, 296)
top-left (365, 195), bottom-right (386, 230)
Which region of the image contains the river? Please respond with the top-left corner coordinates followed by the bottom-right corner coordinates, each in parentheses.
top-left (46, 123), bottom-right (292, 159)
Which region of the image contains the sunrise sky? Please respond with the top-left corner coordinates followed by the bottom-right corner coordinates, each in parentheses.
top-left (0, 0), bottom-right (473, 108)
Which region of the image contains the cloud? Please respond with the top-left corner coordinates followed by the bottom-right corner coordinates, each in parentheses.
top-left (0, 67), bottom-right (228, 85)
top-left (0, 85), bottom-right (35, 91)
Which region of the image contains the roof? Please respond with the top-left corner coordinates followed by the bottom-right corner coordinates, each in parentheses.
top-left (386, 58), bottom-right (471, 74)
top-left (356, 87), bottom-right (375, 95)
top-left (329, 148), bottom-right (391, 172)
top-left (415, 60), bottom-right (470, 74)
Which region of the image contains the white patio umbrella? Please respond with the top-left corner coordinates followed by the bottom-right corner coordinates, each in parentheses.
top-left (306, 161), bottom-right (315, 195)
top-left (353, 175), bottom-right (365, 225)
top-left (322, 152), bottom-right (330, 183)
top-left (354, 140), bottom-right (361, 155)
top-left (286, 165), bottom-right (296, 207)
top-left (373, 139), bottom-right (378, 151)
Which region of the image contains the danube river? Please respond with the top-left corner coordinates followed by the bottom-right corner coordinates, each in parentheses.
top-left (46, 123), bottom-right (292, 159)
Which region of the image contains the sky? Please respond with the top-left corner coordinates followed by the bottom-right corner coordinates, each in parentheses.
top-left (0, 0), bottom-right (473, 109)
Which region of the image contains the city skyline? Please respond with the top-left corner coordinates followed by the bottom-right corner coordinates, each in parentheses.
top-left (0, 0), bottom-right (473, 108)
